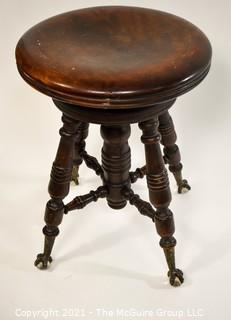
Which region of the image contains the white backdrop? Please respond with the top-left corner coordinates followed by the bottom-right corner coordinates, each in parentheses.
top-left (1, 1), bottom-right (231, 319)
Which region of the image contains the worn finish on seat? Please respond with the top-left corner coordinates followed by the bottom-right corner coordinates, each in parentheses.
top-left (16, 6), bottom-right (212, 108)
top-left (15, 6), bottom-right (212, 287)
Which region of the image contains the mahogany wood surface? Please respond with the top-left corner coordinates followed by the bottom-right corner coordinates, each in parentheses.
top-left (16, 6), bottom-right (212, 108)
top-left (16, 6), bottom-right (212, 286)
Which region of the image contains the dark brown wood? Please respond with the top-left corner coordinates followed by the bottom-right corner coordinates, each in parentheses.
top-left (64, 186), bottom-right (108, 213)
top-left (101, 124), bottom-right (131, 209)
top-left (158, 111), bottom-right (191, 193)
top-left (139, 118), bottom-right (184, 286)
top-left (16, 6), bottom-right (211, 108)
top-left (123, 187), bottom-right (155, 220)
top-left (129, 166), bottom-right (146, 183)
top-left (34, 115), bottom-right (80, 269)
top-left (139, 119), bottom-right (171, 208)
top-left (16, 5), bottom-right (212, 286)
top-left (71, 122), bottom-right (89, 184)
top-left (53, 99), bottom-right (175, 125)
top-left (82, 151), bottom-right (104, 180)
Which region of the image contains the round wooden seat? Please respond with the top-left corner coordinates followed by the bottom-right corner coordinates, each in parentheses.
top-left (15, 6), bottom-right (212, 286)
top-left (16, 6), bottom-right (212, 109)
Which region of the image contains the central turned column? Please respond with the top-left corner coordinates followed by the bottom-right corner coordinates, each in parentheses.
top-left (100, 125), bottom-right (131, 209)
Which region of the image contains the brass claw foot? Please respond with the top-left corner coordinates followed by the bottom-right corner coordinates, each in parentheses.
top-left (34, 253), bottom-right (53, 269)
top-left (177, 179), bottom-right (191, 194)
top-left (168, 269), bottom-right (184, 287)
top-left (71, 165), bottom-right (79, 185)
top-left (170, 167), bottom-right (191, 194)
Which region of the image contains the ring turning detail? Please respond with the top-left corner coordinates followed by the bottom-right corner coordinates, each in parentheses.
top-left (16, 5), bottom-right (212, 286)
top-left (33, 111), bottom-right (187, 287)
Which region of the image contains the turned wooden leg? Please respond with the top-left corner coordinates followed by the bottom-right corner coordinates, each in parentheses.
top-left (158, 111), bottom-right (190, 194)
top-left (139, 118), bottom-right (184, 286)
top-left (101, 124), bottom-right (131, 209)
top-left (34, 114), bottom-right (80, 269)
top-left (71, 122), bottom-right (89, 185)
